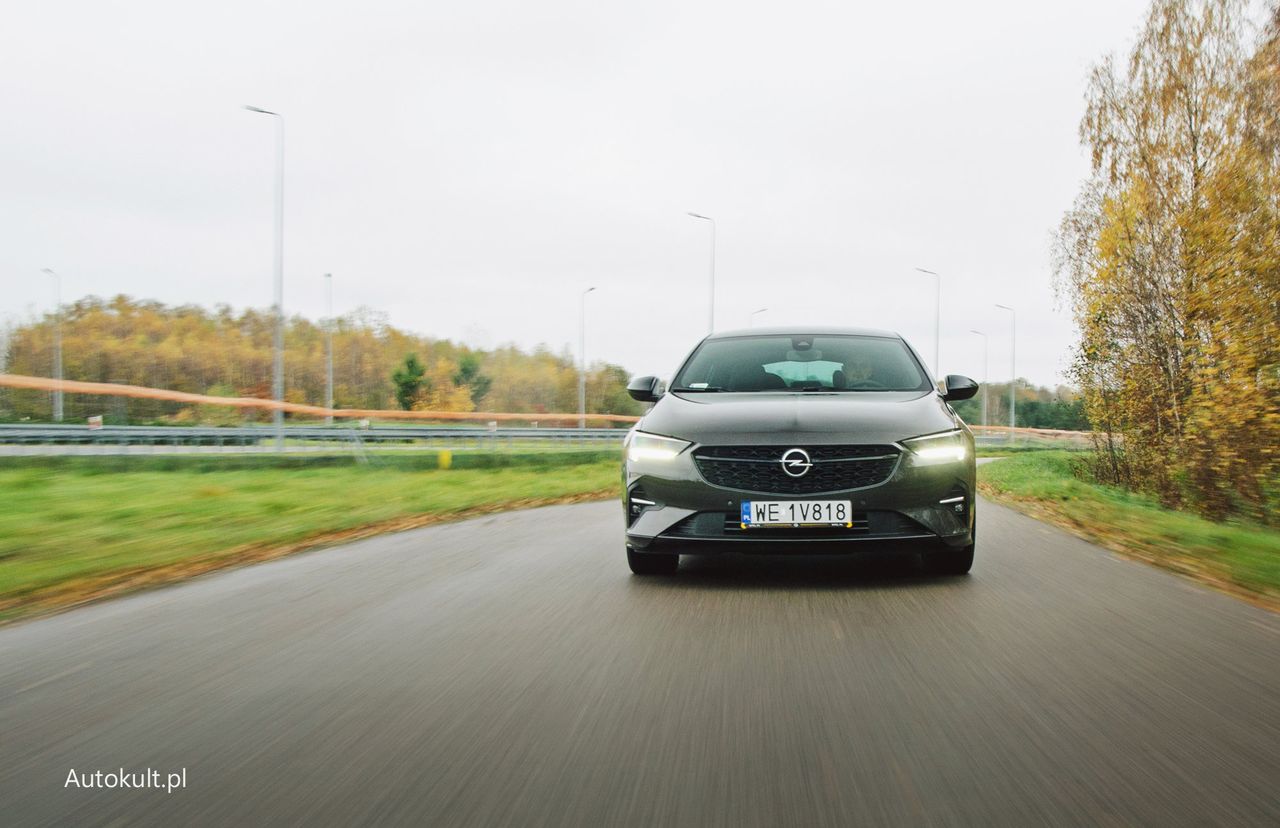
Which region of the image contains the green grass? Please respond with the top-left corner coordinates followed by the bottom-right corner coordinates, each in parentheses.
top-left (0, 452), bottom-right (621, 621)
top-left (972, 442), bottom-right (1085, 455)
top-left (974, 445), bottom-right (1085, 458)
top-left (979, 451), bottom-right (1280, 604)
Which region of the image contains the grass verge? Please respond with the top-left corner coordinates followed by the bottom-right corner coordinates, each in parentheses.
top-left (975, 445), bottom-right (1088, 458)
top-left (0, 452), bottom-right (621, 624)
top-left (979, 451), bottom-right (1279, 610)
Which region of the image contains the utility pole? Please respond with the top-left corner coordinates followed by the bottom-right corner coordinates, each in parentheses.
top-left (41, 268), bottom-right (63, 422)
top-left (578, 286), bottom-right (596, 429)
top-left (970, 329), bottom-right (989, 428)
top-left (244, 105), bottom-right (285, 450)
top-left (914, 267), bottom-right (941, 379)
top-left (687, 212), bottom-right (716, 333)
top-left (995, 304), bottom-right (1017, 443)
top-left (325, 273), bottom-right (334, 425)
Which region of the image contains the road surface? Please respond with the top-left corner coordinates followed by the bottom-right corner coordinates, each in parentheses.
top-left (2, 497), bottom-right (1278, 826)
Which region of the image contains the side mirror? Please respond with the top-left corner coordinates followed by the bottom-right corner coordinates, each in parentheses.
top-left (627, 375), bottom-right (665, 403)
top-left (941, 374), bottom-right (979, 402)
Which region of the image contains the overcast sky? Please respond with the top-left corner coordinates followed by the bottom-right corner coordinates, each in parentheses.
top-left (1, 0), bottom-right (1155, 386)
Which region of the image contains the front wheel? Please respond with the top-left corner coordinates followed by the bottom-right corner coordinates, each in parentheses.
top-left (923, 544), bottom-right (974, 575)
top-left (924, 517), bottom-right (975, 575)
top-left (627, 547), bottom-right (679, 575)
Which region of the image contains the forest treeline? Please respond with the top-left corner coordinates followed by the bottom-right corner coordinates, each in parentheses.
top-left (1056, 0), bottom-right (1279, 523)
top-left (0, 296), bottom-right (643, 424)
top-left (1, 295), bottom-right (1087, 431)
top-left (949, 383), bottom-right (1088, 431)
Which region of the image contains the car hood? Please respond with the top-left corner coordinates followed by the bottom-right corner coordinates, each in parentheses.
top-left (639, 391), bottom-right (961, 445)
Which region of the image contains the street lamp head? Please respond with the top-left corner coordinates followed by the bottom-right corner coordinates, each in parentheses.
top-left (970, 329), bottom-right (985, 336)
top-left (914, 267), bottom-right (939, 276)
top-left (995, 303), bottom-right (1014, 311)
top-left (687, 211), bottom-right (712, 221)
top-left (584, 286), bottom-right (596, 295)
top-left (41, 267), bottom-right (56, 276)
top-left (243, 105), bottom-right (279, 116)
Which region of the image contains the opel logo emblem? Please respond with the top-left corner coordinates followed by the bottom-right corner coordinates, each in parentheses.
top-left (780, 448), bottom-right (813, 478)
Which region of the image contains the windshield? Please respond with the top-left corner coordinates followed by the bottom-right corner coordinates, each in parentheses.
top-left (671, 334), bottom-right (931, 393)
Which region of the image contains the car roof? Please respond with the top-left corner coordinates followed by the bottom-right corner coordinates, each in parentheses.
top-left (705, 326), bottom-right (902, 340)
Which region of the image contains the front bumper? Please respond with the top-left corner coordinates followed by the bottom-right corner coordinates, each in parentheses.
top-left (623, 443), bottom-right (975, 555)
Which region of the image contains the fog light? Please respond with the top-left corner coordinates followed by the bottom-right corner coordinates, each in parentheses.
top-left (628, 493), bottom-right (656, 522)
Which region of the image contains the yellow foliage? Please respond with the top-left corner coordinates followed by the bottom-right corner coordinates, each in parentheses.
top-left (412, 357), bottom-right (476, 413)
top-left (1056, 0), bottom-right (1280, 523)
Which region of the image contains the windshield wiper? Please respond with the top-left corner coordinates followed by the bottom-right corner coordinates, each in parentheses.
top-left (672, 386), bottom-right (726, 392)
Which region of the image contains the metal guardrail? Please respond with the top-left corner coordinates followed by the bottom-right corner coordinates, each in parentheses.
top-left (0, 424), bottom-right (627, 453)
top-left (0, 373), bottom-right (641, 425)
top-left (970, 426), bottom-right (1093, 449)
top-left (0, 423), bottom-right (1088, 454)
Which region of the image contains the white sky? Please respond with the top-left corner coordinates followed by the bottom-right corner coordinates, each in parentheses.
top-left (1, 0), bottom-right (1155, 386)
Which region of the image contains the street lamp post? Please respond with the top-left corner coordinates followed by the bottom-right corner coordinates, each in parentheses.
top-left (687, 212), bottom-right (716, 333)
top-left (324, 273), bottom-right (334, 426)
top-left (244, 105), bottom-right (285, 450)
top-left (749, 307), bottom-right (768, 327)
top-left (914, 267), bottom-right (941, 379)
top-left (970, 329), bottom-right (989, 428)
top-left (579, 286), bottom-right (596, 429)
top-left (995, 304), bottom-right (1016, 443)
top-left (41, 268), bottom-right (63, 422)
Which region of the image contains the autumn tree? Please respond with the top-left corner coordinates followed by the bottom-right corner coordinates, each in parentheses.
top-left (391, 353), bottom-right (427, 411)
top-left (452, 353), bottom-right (492, 407)
top-left (0, 296), bottom-right (643, 425)
top-left (1056, 0), bottom-right (1279, 522)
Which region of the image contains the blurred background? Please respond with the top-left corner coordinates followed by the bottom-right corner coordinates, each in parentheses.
top-left (0, 0), bottom-right (1274, 599)
top-left (1, 0), bottom-right (1162, 390)
top-left (0, 2), bottom-right (1277, 824)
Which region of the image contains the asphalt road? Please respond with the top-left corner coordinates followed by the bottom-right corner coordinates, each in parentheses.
top-left (2, 497), bottom-right (1278, 826)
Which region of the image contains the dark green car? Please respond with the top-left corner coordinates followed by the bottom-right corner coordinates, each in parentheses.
top-left (622, 328), bottom-right (979, 575)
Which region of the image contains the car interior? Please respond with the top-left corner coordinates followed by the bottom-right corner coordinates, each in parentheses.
top-left (678, 336), bottom-right (928, 392)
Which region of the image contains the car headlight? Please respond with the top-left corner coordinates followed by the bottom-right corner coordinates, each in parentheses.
top-left (902, 429), bottom-right (968, 465)
top-left (627, 431), bottom-right (692, 462)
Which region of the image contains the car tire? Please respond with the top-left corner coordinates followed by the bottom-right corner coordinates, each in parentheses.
top-left (924, 544), bottom-right (974, 575)
top-left (924, 517), bottom-right (975, 575)
top-left (627, 547), bottom-right (679, 575)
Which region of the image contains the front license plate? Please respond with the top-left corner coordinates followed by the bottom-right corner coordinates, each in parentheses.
top-left (740, 500), bottom-right (853, 528)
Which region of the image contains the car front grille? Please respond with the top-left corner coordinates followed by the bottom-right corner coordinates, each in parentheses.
top-left (693, 445), bottom-right (900, 494)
